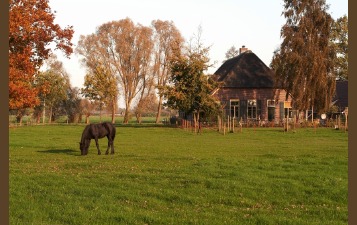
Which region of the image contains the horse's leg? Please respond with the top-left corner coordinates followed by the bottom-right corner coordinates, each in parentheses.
top-left (109, 139), bottom-right (114, 154)
top-left (105, 137), bottom-right (110, 155)
top-left (105, 136), bottom-right (115, 155)
top-left (95, 138), bottom-right (101, 155)
top-left (110, 137), bottom-right (115, 154)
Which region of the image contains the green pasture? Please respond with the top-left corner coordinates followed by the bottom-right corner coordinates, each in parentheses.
top-left (9, 124), bottom-right (348, 224)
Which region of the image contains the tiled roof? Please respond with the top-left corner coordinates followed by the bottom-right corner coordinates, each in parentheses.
top-left (212, 51), bottom-right (276, 88)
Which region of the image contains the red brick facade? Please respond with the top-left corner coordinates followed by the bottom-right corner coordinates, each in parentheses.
top-left (213, 87), bottom-right (292, 123)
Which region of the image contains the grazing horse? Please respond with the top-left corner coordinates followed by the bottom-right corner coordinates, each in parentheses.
top-left (79, 122), bottom-right (116, 155)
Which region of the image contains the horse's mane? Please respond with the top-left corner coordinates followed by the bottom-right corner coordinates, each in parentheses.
top-left (80, 124), bottom-right (91, 143)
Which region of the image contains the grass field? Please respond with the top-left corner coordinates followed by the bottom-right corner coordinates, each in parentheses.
top-left (9, 123), bottom-right (348, 224)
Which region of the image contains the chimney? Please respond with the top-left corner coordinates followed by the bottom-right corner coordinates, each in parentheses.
top-left (239, 45), bottom-right (248, 54)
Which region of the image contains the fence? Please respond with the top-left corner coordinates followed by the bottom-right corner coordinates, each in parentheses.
top-left (171, 114), bottom-right (348, 133)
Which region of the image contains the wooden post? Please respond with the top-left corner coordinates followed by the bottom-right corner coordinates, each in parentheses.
top-left (344, 107), bottom-right (348, 132)
top-left (286, 117), bottom-right (288, 132)
top-left (240, 117), bottom-right (242, 133)
top-left (314, 119), bottom-right (317, 133)
top-left (194, 114), bottom-right (197, 134)
top-left (287, 108), bottom-right (291, 132)
top-left (345, 114), bottom-right (348, 132)
top-left (338, 115), bottom-right (341, 130)
top-left (217, 116), bottom-right (221, 132)
top-left (232, 117), bottom-right (235, 133)
top-left (228, 115), bottom-right (230, 133)
top-left (42, 99), bottom-right (46, 124)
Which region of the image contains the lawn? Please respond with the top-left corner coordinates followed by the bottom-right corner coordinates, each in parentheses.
top-left (9, 124), bottom-right (348, 224)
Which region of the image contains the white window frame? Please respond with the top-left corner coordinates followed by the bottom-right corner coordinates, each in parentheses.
top-left (230, 99), bottom-right (240, 118)
top-left (247, 99), bottom-right (257, 119)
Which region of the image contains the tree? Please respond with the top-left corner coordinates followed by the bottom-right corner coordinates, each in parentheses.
top-left (151, 20), bottom-right (184, 124)
top-left (161, 30), bottom-right (220, 133)
top-left (135, 76), bottom-right (155, 123)
top-left (35, 55), bottom-right (71, 123)
top-left (9, 0), bottom-right (74, 111)
top-left (134, 92), bottom-right (158, 123)
top-left (61, 86), bottom-right (82, 123)
top-left (81, 65), bottom-right (119, 123)
top-left (76, 18), bottom-right (153, 124)
top-left (271, 0), bottom-right (336, 113)
top-left (331, 15), bottom-right (348, 80)
top-left (79, 99), bottom-right (96, 124)
top-left (223, 45), bottom-right (239, 62)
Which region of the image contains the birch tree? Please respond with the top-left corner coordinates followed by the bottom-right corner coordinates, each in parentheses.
top-left (331, 15), bottom-right (348, 80)
top-left (271, 0), bottom-right (336, 113)
top-left (151, 20), bottom-right (184, 123)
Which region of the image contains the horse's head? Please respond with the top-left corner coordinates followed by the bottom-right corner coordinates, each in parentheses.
top-left (79, 141), bottom-right (88, 155)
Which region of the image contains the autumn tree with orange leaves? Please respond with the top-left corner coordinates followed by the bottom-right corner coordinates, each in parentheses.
top-left (9, 0), bottom-right (74, 115)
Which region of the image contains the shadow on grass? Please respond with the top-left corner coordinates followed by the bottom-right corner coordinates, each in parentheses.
top-left (37, 149), bottom-right (79, 156)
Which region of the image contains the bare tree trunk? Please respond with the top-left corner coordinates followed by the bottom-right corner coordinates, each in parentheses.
top-left (36, 114), bottom-right (40, 124)
top-left (49, 106), bottom-right (53, 124)
top-left (217, 115), bottom-right (221, 132)
top-left (16, 112), bottom-right (23, 126)
top-left (193, 112), bottom-right (200, 134)
top-left (123, 107), bottom-right (130, 124)
top-left (155, 96), bottom-right (163, 124)
top-left (197, 112), bottom-right (201, 133)
top-left (111, 98), bottom-right (116, 124)
top-left (136, 113), bottom-right (142, 124)
top-left (99, 103), bottom-right (102, 123)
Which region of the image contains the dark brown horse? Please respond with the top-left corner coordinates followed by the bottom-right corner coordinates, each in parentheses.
top-left (79, 122), bottom-right (116, 155)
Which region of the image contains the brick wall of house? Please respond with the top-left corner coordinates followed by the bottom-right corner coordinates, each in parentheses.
top-left (214, 87), bottom-right (291, 122)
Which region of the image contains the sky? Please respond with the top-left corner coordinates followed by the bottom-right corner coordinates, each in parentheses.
top-left (48, 0), bottom-right (348, 89)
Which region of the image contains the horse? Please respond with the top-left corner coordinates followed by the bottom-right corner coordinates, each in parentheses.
top-left (79, 122), bottom-right (116, 155)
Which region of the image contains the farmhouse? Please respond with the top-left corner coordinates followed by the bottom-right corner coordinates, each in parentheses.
top-left (211, 46), bottom-right (292, 125)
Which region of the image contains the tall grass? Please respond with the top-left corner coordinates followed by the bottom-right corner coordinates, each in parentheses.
top-left (9, 125), bottom-right (348, 224)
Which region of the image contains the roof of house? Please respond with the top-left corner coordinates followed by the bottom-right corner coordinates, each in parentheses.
top-left (333, 80), bottom-right (348, 110)
top-left (212, 51), bottom-right (276, 88)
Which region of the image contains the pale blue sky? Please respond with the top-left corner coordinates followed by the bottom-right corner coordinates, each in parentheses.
top-left (48, 0), bottom-right (348, 89)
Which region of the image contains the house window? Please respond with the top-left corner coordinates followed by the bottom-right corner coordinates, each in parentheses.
top-left (279, 101), bottom-right (293, 119)
top-left (230, 99), bottom-right (240, 118)
top-left (267, 100), bottom-right (275, 107)
top-left (284, 108), bottom-right (293, 118)
top-left (267, 100), bottom-right (275, 121)
top-left (247, 100), bottom-right (257, 119)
